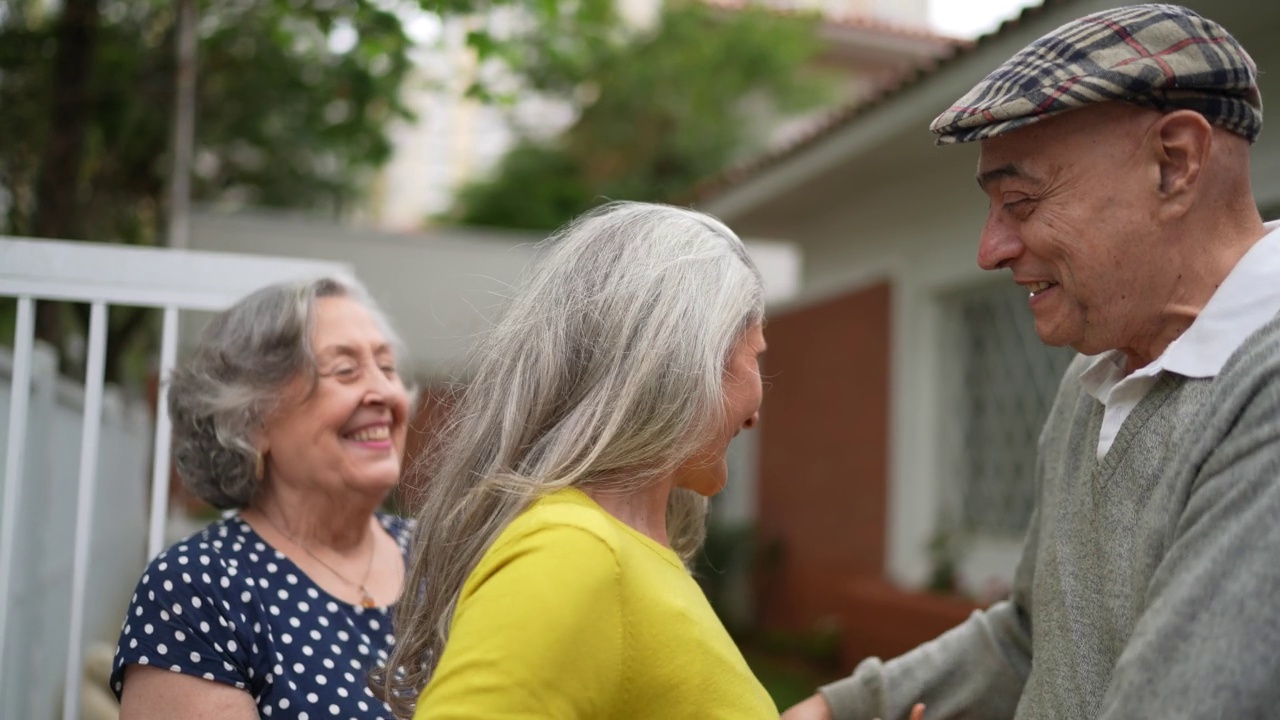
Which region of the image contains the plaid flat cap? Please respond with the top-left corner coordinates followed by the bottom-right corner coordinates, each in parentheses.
top-left (931, 4), bottom-right (1262, 145)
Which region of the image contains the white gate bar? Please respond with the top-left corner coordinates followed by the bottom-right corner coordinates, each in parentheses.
top-left (148, 306), bottom-right (180, 559)
top-left (0, 296), bottom-right (36, 687)
top-left (62, 301), bottom-right (109, 720)
top-left (0, 236), bottom-right (354, 311)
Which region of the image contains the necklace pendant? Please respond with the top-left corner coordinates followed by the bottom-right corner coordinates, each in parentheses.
top-left (360, 591), bottom-right (376, 609)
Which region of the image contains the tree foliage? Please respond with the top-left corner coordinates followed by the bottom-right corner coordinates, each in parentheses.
top-left (449, 0), bottom-right (830, 230)
top-left (0, 0), bottom-right (439, 380)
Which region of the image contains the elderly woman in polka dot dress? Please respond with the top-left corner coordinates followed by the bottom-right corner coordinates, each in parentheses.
top-left (111, 276), bottom-right (415, 720)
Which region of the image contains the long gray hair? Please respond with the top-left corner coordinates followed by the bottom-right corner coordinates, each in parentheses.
top-left (376, 201), bottom-right (764, 714)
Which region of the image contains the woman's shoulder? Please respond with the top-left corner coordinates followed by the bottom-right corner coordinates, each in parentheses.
top-left (144, 515), bottom-right (254, 577)
top-left (507, 489), bottom-right (625, 545)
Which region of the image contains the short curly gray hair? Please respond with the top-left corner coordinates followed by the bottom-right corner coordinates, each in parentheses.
top-left (169, 275), bottom-right (406, 509)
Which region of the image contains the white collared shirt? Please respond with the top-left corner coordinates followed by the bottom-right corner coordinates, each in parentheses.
top-left (1079, 220), bottom-right (1280, 459)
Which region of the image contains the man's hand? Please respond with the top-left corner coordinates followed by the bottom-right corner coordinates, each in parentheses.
top-left (781, 694), bottom-right (832, 720)
top-left (780, 694), bottom-right (925, 720)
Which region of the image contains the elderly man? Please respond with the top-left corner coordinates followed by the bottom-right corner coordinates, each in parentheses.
top-left (783, 4), bottom-right (1280, 720)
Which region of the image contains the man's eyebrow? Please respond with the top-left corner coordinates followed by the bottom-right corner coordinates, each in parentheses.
top-left (976, 164), bottom-right (1028, 191)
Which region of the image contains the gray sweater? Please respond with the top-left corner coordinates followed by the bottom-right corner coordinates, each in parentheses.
top-left (821, 315), bottom-right (1280, 720)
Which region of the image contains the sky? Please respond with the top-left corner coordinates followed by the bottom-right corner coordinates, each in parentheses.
top-left (929, 0), bottom-right (1045, 38)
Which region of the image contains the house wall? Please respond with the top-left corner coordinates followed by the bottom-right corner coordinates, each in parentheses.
top-left (755, 282), bottom-right (890, 631)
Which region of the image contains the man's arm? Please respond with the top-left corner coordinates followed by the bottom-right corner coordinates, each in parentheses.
top-left (785, 484), bottom-right (1043, 720)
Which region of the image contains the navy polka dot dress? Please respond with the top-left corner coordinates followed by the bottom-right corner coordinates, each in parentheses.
top-left (111, 513), bottom-right (413, 718)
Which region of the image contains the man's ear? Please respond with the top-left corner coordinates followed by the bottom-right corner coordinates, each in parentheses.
top-left (1152, 110), bottom-right (1213, 218)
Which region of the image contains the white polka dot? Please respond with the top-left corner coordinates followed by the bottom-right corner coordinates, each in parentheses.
top-left (385, 634), bottom-right (395, 645)
top-left (282, 633), bottom-right (293, 644)
top-left (286, 574), bottom-right (298, 585)
top-left (159, 610), bottom-right (170, 622)
top-left (307, 692), bottom-right (319, 703)
top-left (329, 705), bottom-right (340, 715)
top-left (135, 607), bottom-right (143, 617)
top-left (199, 621), bottom-right (211, 633)
top-left (298, 601), bottom-right (310, 613)
top-left (336, 687), bottom-right (348, 698)
top-left (336, 631), bottom-right (349, 641)
top-left (318, 616), bottom-right (329, 627)
top-left (274, 664), bottom-right (284, 675)
top-left (270, 606), bottom-right (280, 616)
top-left (143, 624), bottom-right (154, 635)
top-left (202, 573), bottom-right (212, 584)
top-left (358, 702), bottom-right (368, 712)
top-left (138, 656), bottom-right (149, 665)
top-left (344, 673), bottom-right (354, 683)
top-left (178, 555), bottom-right (189, 565)
top-left (290, 617), bottom-right (301, 628)
top-left (219, 576), bottom-right (230, 588)
top-left (224, 661), bottom-right (234, 672)
top-left (358, 645), bottom-right (369, 655)
top-left (226, 640), bottom-right (237, 652)
top-left (316, 675), bottom-right (327, 685)
top-left (129, 639), bottom-right (138, 649)
top-left (277, 589), bottom-right (289, 600)
top-left (200, 555), bottom-right (211, 565)
top-left (259, 577), bottom-right (270, 588)
top-left (368, 619), bottom-right (380, 631)
top-left (170, 664), bottom-right (181, 671)
top-left (142, 573), bottom-right (150, 584)
top-left (241, 591), bottom-right (252, 603)
top-left (324, 659), bottom-right (336, 670)
top-left (192, 596), bottom-right (203, 609)
top-left (157, 562), bottom-right (168, 571)
top-left (307, 588), bottom-right (319, 599)
top-left (326, 602), bottom-right (339, 613)
top-left (171, 604), bottom-right (183, 616)
top-left (293, 662), bottom-right (305, 673)
top-left (203, 672), bottom-right (215, 681)
top-left (279, 699), bottom-right (290, 710)
top-left (157, 644), bottom-right (168, 654)
top-left (302, 646), bottom-right (314, 656)
top-left (299, 714), bottom-right (309, 720)
top-left (174, 630), bottom-right (186, 641)
top-left (310, 630), bottom-right (322, 641)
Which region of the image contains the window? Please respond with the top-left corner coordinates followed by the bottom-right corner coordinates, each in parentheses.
top-left (940, 282), bottom-right (1076, 537)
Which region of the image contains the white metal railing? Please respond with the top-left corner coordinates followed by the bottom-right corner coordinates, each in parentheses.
top-left (0, 236), bottom-right (350, 720)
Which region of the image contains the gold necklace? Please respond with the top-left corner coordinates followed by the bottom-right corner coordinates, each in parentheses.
top-left (259, 513), bottom-right (378, 608)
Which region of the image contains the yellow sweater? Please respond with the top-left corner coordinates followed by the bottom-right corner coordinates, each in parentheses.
top-left (415, 488), bottom-right (777, 719)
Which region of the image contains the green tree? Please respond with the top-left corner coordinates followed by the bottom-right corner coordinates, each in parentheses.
top-left (449, 0), bottom-right (830, 230)
top-left (0, 0), bottom-right (431, 381)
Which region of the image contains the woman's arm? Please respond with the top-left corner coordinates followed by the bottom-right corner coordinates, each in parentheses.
top-left (119, 666), bottom-right (258, 720)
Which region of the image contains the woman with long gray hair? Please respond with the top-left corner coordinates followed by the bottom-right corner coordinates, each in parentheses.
top-left (112, 276), bottom-right (415, 719)
top-left (377, 202), bottom-right (775, 718)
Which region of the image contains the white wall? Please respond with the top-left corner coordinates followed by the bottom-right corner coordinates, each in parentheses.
top-left (190, 209), bottom-right (803, 382)
top-left (0, 345), bottom-right (151, 720)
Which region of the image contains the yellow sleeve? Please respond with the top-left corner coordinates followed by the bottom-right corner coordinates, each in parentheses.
top-left (415, 524), bottom-right (625, 719)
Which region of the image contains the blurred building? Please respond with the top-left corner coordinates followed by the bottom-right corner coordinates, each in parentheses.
top-left (695, 0), bottom-right (1280, 666)
top-left (365, 0), bottom-right (961, 231)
